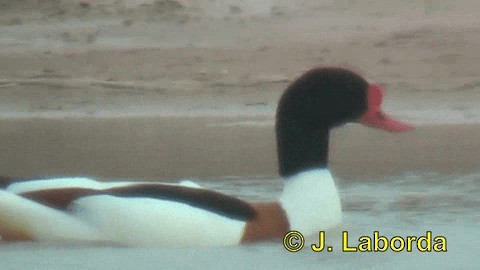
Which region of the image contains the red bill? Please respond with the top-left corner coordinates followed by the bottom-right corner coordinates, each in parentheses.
top-left (358, 84), bottom-right (415, 132)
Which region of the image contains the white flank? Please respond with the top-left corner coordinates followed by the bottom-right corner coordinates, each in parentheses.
top-left (70, 195), bottom-right (246, 247)
top-left (279, 169), bottom-right (342, 236)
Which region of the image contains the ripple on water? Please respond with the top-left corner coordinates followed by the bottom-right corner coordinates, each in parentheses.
top-left (197, 171), bottom-right (480, 226)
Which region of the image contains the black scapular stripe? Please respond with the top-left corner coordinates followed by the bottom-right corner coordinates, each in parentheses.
top-left (20, 183), bottom-right (257, 221)
top-left (105, 184), bottom-right (257, 221)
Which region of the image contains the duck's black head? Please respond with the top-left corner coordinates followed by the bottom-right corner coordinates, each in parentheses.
top-left (276, 67), bottom-right (414, 178)
top-left (277, 67), bottom-right (369, 130)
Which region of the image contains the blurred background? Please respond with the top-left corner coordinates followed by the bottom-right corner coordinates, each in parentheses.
top-left (0, 1), bottom-right (479, 269)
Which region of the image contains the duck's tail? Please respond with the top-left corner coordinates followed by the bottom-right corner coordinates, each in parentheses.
top-left (0, 189), bottom-right (101, 242)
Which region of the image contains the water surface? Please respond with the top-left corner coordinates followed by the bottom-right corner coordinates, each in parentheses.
top-left (1, 172), bottom-right (478, 269)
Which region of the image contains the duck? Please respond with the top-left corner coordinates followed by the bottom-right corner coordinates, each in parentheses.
top-left (0, 67), bottom-right (414, 247)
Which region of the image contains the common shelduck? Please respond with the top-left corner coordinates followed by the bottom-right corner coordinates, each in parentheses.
top-left (0, 67), bottom-right (414, 246)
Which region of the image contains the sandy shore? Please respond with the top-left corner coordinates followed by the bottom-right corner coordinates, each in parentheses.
top-left (1, 0), bottom-right (479, 181)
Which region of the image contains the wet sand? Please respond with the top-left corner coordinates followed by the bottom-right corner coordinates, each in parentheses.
top-left (0, 117), bottom-right (479, 182)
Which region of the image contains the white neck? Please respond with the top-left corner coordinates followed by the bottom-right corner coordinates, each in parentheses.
top-left (279, 169), bottom-right (342, 236)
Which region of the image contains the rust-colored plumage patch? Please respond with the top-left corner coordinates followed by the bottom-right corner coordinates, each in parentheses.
top-left (241, 202), bottom-right (290, 242)
top-left (0, 227), bottom-right (33, 241)
top-left (21, 188), bottom-right (96, 210)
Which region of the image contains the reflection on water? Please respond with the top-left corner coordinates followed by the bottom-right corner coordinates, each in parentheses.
top-left (1, 172), bottom-right (478, 269)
